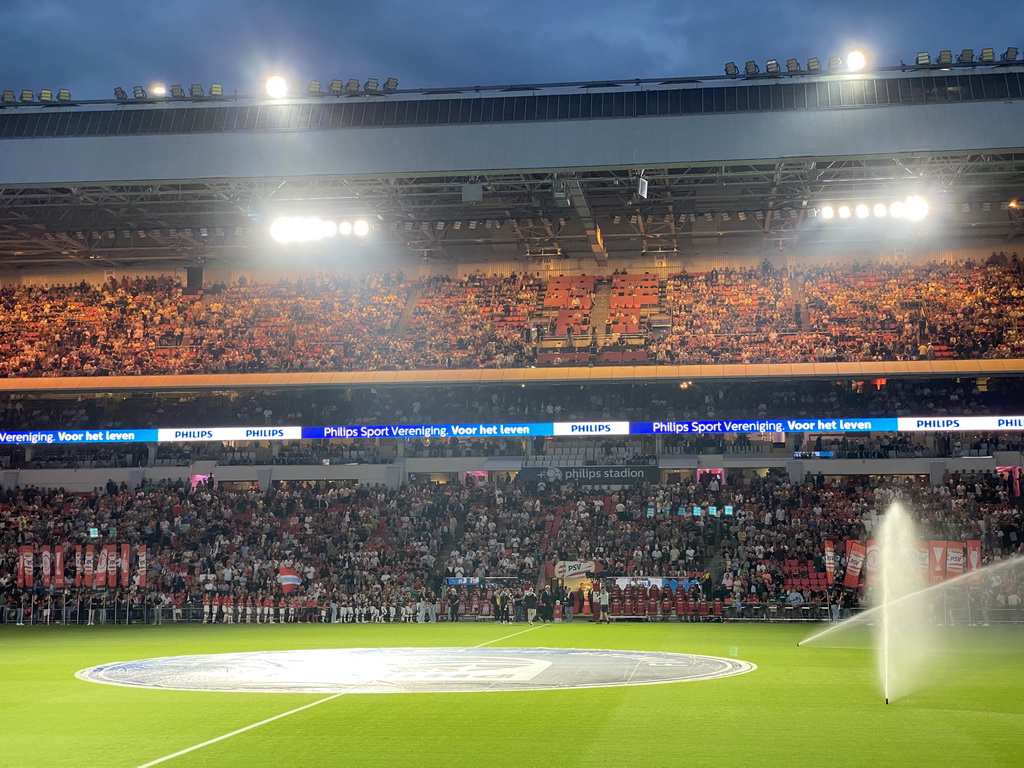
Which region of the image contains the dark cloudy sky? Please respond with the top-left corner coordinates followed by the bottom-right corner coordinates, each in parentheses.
top-left (4, 0), bottom-right (1022, 99)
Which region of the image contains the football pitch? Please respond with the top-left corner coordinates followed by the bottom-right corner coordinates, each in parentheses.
top-left (2, 621), bottom-right (1022, 767)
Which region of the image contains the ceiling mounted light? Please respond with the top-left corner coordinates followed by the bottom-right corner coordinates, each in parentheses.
top-left (837, 205), bottom-right (851, 219)
top-left (855, 204), bottom-right (870, 219)
top-left (847, 50), bottom-right (866, 70)
top-left (904, 195), bottom-right (929, 221)
top-left (820, 206), bottom-right (835, 220)
top-left (873, 203), bottom-right (887, 217)
top-left (265, 75), bottom-right (288, 99)
top-left (353, 219), bottom-right (370, 237)
top-left (151, 85), bottom-right (167, 96)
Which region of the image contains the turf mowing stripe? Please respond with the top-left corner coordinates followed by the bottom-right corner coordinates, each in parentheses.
top-left (472, 623), bottom-right (546, 648)
top-left (135, 692), bottom-right (345, 767)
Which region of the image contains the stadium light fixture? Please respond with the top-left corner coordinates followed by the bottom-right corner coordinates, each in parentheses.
top-left (957, 49), bottom-right (974, 64)
top-left (889, 200), bottom-right (906, 218)
top-left (979, 48), bottom-right (995, 63)
top-left (786, 58), bottom-right (800, 73)
top-left (2, 90), bottom-right (15, 104)
top-left (133, 86), bottom-right (147, 99)
top-left (915, 52), bottom-right (930, 66)
top-left (837, 205), bottom-right (851, 219)
top-left (873, 203), bottom-right (887, 217)
top-left (189, 84), bottom-right (203, 98)
top-left (383, 77), bottom-right (398, 92)
top-left (210, 83), bottom-right (223, 97)
top-left (338, 221), bottom-right (353, 235)
top-left (329, 79), bottom-right (344, 96)
top-left (265, 75), bottom-right (288, 99)
top-left (346, 79), bottom-right (360, 93)
top-left (270, 216), bottom-right (338, 244)
top-left (903, 196), bottom-right (928, 220)
top-left (807, 57), bottom-right (822, 72)
top-left (765, 59), bottom-right (781, 74)
top-left (724, 61), bottom-right (739, 76)
top-left (57, 89), bottom-right (71, 102)
top-left (828, 56), bottom-right (843, 70)
top-left (364, 78), bottom-right (379, 92)
top-left (170, 84), bottom-right (185, 98)
top-left (855, 204), bottom-right (870, 219)
top-left (19, 90), bottom-right (33, 103)
top-left (820, 206), bottom-right (835, 220)
top-left (353, 219), bottom-right (370, 237)
top-left (307, 80), bottom-right (321, 95)
top-left (114, 87), bottom-right (128, 100)
top-left (38, 89), bottom-right (53, 102)
top-left (744, 61), bottom-right (759, 75)
top-left (152, 84), bottom-right (167, 97)
top-left (847, 50), bottom-right (866, 70)
top-left (936, 50), bottom-right (953, 66)
top-left (1001, 47), bottom-right (1019, 62)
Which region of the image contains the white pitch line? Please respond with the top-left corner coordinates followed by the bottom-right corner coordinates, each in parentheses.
top-left (136, 692), bottom-right (344, 767)
top-left (473, 623), bottom-right (546, 648)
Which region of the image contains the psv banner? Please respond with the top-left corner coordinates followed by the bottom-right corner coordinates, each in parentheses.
top-left (18, 545), bottom-right (34, 588)
top-left (844, 542), bottom-right (867, 588)
top-left (41, 545), bottom-right (52, 588)
top-left (84, 545), bottom-right (95, 587)
top-left (95, 546), bottom-right (107, 588)
top-left (120, 544), bottom-right (131, 587)
top-left (945, 541), bottom-right (965, 579)
top-left (106, 544), bottom-right (117, 587)
top-left (966, 540), bottom-right (983, 585)
top-left (54, 546), bottom-right (65, 590)
top-left (823, 540), bottom-right (836, 585)
top-left (929, 540), bottom-right (948, 583)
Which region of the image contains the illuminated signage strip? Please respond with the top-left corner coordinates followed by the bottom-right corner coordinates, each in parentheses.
top-left (1, 416), bottom-right (1023, 446)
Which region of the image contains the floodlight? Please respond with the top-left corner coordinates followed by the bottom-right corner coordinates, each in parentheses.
top-left (190, 84), bottom-right (204, 97)
top-left (807, 57), bottom-right (821, 72)
top-left (873, 203), bottom-right (887, 217)
top-left (383, 77), bottom-right (398, 92)
top-left (980, 48), bottom-right (995, 63)
top-left (346, 79), bottom-right (360, 93)
top-left (210, 83), bottom-right (223, 97)
top-left (889, 201), bottom-right (906, 218)
top-left (38, 89), bottom-right (53, 102)
top-left (957, 49), bottom-right (974, 64)
top-left (114, 87), bottom-right (127, 100)
top-left (855, 204), bottom-right (870, 219)
top-left (820, 206), bottom-right (835, 220)
top-left (786, 58), bottom-right (800, 73)
top-left (847, 50), bottom-right (866, 70)
top-left (353, 219), bottom-right (370, 237)
top-left (1001, 47), bottom-right (1018, 62)
top-left (152, 85), bottom-right (166, 96)
top-left (133, 86), bottom-right (147, 99)
top-left (2, 90), bottom-right (15, 104)
top-left (724, 61), bottom-right (739, 76)
top-left (838, 205), bottom-right (851, 219)
top-left (766, 59), bottom-right (781, 74)
top-left (936, 50), bottom-right (953, 66)
top-left (57, 88), bottom-right (70, 102)
top-left (171, 84), bottom-right (185, 98)
top-left (338, 221), bottom-right (353, 236)
top-left (904, 195), bottom-right (929, 221)
top-left (365, 78), bottom-right (379, 92)
top-left (329, 79), bottom-right (343, 95)
top-left (828, 56), bottom-right (843, 70)
top-left (915, 52), bottom-right (930, 66)
top-left (20, 90), bottom-right (33, 102)
top-left (265, 76), bottom-right (288, 99)
top-left (744, 61), bottom-right (759, 75)
top-left (307, 80), bottom-right (321, 95)
top-left (270, 216), bottom-right (338, 244)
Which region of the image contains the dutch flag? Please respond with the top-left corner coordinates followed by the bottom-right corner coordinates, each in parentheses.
top-left (277, 567), bottom-right (302, 593)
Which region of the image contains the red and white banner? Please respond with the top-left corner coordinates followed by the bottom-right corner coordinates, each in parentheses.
top-left (945, 541), bottom-right (965, 578)
top-left (553, 560), bottom-right (599, 580)
top-left (277, 567), bottom-right (302, 593)
top-left (929, 540), bottom-right (947, 584)
top-left (844, 542), bottom-right (867, 588)
top-left (966, 540), bottom-right (983, 585)
top-left (84, 544), bottom-right (95, 587)
top-left (120, 544), bottom-right (130, 587)
top-left (138, 545), bottom-right (147, 588)
top-left (823, 540), bottom-right (836, 584)
top-left (41, 545), bottom-right (52, 588)
top-left (106, 544), bottom-right (117, 587)
top-left (54, 546), bottom-right (65, 590)
top-left (95, 546), bottom-right (107, 588)
top-left (18, 545), bottom-right (34, 588)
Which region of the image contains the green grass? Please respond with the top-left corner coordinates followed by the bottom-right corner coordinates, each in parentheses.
top-left (2, 621), bottom-right (1022, 767)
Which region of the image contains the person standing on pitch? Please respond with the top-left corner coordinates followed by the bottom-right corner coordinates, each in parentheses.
top-left (598, 586), bottom-right (611, 624)
top-left (523, 586), bottom-right (538, 624)
top-left (447, 588), bottom-right (460, 622)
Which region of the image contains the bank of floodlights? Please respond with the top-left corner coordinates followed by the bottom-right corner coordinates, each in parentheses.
top-left (817, 195), bottom-right (929, 223)
top-left (270, 216), bottom-right (371, 244)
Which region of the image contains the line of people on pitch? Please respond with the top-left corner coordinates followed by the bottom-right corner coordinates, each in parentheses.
top-left (490, 584), bottom-right (579, 624)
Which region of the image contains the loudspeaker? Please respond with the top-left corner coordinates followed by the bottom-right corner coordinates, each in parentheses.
top-left (184, 265), bottom-right (204, 295)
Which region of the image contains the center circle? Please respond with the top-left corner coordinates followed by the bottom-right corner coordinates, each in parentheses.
top-left (76, 647), bottom-right (756, 694)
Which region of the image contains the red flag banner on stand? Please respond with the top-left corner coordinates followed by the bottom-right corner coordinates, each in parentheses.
top-left (864, 539), bottom-right (879, 584)
top-left (18, 545), bottom-right (34, 588)
top-left (54, 546), bottom-right (65, 590)
top-left (824, 540), bottom-right (836, 585)
top-left (844, 542), bottom-right (867, 588)
top-left (277, 567), bottom-right (302, 593)
top-left (138, 545), bottom-right (147, 588)
top-left (95, 546), bottom-right (107, 588)
top-left (75, 545), bottom-right (82, 587)
top-left (945, 541), bottom-right (965, 579)
top-left (120, 544), bottom-right (130, 587)
top-left (84, 545), bottom-right (95, 587)
top-left (929, 540), bottom-right (947, 583)
top-left (106, 544), bottom-right (117, 587)
top-left (966, 540), bottom-right (983, 585)
top-left (42, 545), bottom-right (52, 588)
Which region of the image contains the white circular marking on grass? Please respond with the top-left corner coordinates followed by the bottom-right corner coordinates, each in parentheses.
top-left (77, 647), bottom-right (755, 694)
